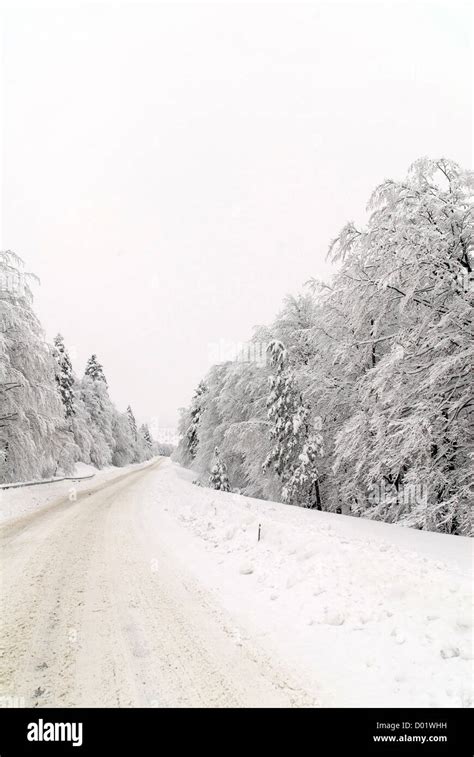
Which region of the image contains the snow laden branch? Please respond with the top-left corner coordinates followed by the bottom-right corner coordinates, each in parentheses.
top-left (175, 158), bottom-right (473, 535)
top-left (0, 252), bottom-right (161, 484)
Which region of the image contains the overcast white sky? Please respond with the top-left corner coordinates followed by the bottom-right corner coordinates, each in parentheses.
top-left (1, 1), bottom-right (472, 432)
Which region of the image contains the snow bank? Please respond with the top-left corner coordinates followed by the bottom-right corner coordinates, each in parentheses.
top-left (72, 461), bottom-right (102, 478)
top-left (152, 461), bottom-right (473, 708)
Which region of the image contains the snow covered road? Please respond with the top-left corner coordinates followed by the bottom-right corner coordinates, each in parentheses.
top-left (0, 457), bottom-right (472, 708)
top-left (0, 458), bottom-right (314, 708)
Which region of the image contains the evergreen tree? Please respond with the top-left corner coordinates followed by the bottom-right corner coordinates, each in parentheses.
top-left (141, 423), bottom-right (153, 450)
top-left (112, 409), bottom-right (137, 466)
top-left (209, 446), bottom-right (230, 492)
top-left (175, 380), bottom-right (207, 466)
top-left (79, 376), bottom-right (115, 468)
top-left (186, 381), bottom-right (207, 460)
top-left (133, 422), bottom-right (154, 462)
top-left (283, 419), bottom-right (324, 508)
top-left (127, 405), bottom-right (138, 440)
top-left (53, 334), bottom-right (76, 418)
top-left (85, 354), bottom-right (108, 386)
top-left (263, 340), bottom-right (323, 508)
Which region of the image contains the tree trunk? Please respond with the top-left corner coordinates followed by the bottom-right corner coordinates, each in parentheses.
top-left (312, 479), bottom-right (322, 510)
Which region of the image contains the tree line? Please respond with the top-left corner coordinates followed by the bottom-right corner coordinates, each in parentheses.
top-left (175, 158), bottom-right (473, 536)
top-left (0, 250), bottom-right (166, 484)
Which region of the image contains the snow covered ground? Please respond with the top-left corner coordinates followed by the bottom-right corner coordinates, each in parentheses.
top-left (1, 459), bottom-right (310, 708)
top-left (1, 457), bottom-right (472, 708)
top-left (156, 461), bottom-right (473, 708)
top-left (0, 460), bottom-right (153, 524)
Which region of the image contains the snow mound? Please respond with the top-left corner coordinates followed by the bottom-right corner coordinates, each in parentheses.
top-left (153, 460), bottom-right (473, 709)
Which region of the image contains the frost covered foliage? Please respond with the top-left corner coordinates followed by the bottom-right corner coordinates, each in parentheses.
top-left (155, 441), bottom-right (174, 457)
top-left (175, 381), bottom-right (207, 466)
top-left (175, 158), bottom-right (473, 535)
top-left (138, 423), bottom-right (154, 460)
top-left (53, 334), bottom-right (75, 418)
top-left (85, 354), bottom-right (107, 385)
top-left (127, 405), bottom-right (138, 441)
top-left (0, 251), bottom-right (75, 482)
top-left (76, 375), bottom-right (114, 468)
top-left (77, 371), bottom-right (155, 468)
top-left (111, 411), bottom-right (137, 467)
top-left (209, 446), bottom-right (231, 492)
top-left (175, 361), bottom-right (276, 499)
top-left (0, 253), bottom-right (156, 484)
top-left (328, 158), bottom-right (474, 535)
top-left (263, 340), bottom-right (323, 508)
top-left (51, 338), bottom-right (94, 466)
top-left (52, 339), bottom-right (157, 471)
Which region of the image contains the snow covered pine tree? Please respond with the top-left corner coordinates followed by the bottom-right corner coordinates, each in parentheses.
top-left (127, 405), bottom-right (138, 441)
top-left (80, 356), bottom-right (115, 468)
top-left (85, 354), bottom-right (108, 385)
top-left (140, 423), bottom-right (153, 451)
top-left (186, 381), bottom-right (207, 461)
top-left (53, 334), bottom-right (76, 419)
top-left (209, 446), bottom-right (231, 492)
top-left (263, 340), bottom-right (323, 508)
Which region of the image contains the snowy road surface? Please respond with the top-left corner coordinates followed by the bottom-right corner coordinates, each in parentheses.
top-left (0, 459), bottom-right (314, 707)
top-left (0, 458), bottom-right (472, 708)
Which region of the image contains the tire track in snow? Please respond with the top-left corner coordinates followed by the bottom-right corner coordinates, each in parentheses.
top-left (0, 458), bottom-right (316, 707)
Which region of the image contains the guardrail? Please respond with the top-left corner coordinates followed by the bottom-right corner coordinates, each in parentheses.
top-left (0, 473), bottom-right (96, 491)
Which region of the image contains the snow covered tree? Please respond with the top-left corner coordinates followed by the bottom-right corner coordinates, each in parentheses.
top-left (263, 340), bottom-right (299, 476)
top-left (209, 446), bottom-right (230, 492)
top-left (283, 419), bottom-right (324, 507)
top-left (112, 410), bottom-right (137, 466)
top-left (79, 375), bottom-right (115, 468)
top-left (133, 422), bottom-right (154, 462)
top-left (0, 250), bottom-right (76, 482)
top-left (79, 352), bottom-right (124, 468)
top-left (0, 252), bottom-right (164, 480)
top-left (69, 397), bottom-right (94, 465)
top-left (330, 158), bottom-right (473, 534)
top-left (175, 380), bottom-right (208, 466)
top-left (263, 340), bottom-right (323, 508)
top-left (155, 441), bottom-right (174, 456)
top-left (50, 335), bottom-right (97, 468)
top-left (127, 405), bottom-right (138, 440)
top-left (53, 334), bottom-right (75, 418)
top-left (174, 360), bottom-right (273, 498)
top-left (85, 354), bottom-right (108, 386)
top-left (216, 362), bottom-right (274, 499)
top-left (171, 156), bottom-right (472, 535)
top-left (272, 293), bottom-right (317, 367)
top-left (141, 423), bottom-right (153, 450)
top-left (186, 380), bottom-right (207, 460)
